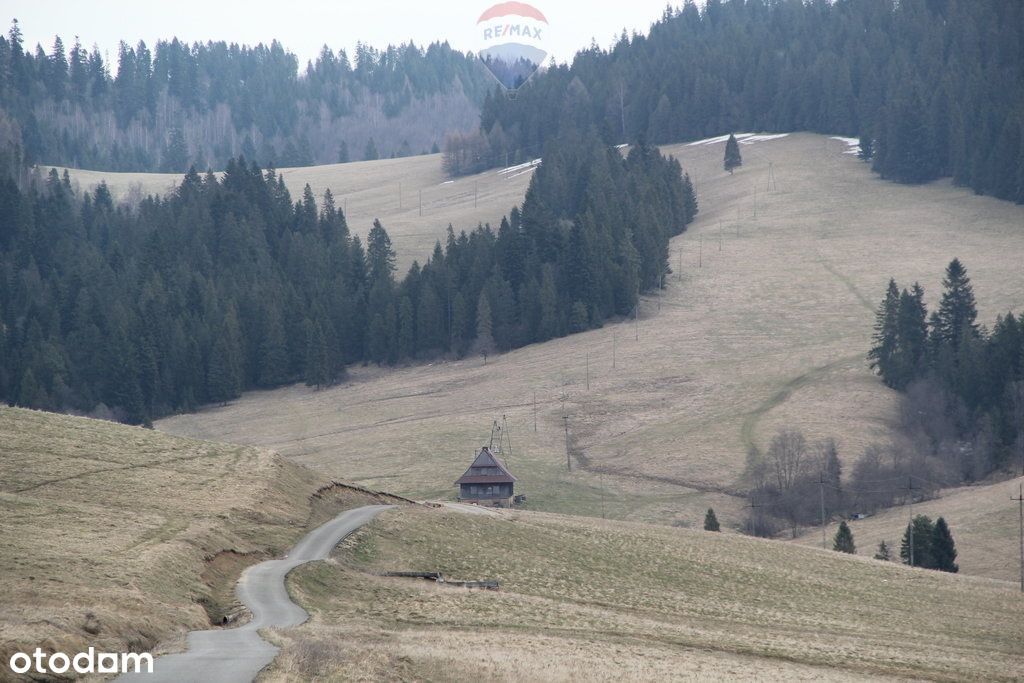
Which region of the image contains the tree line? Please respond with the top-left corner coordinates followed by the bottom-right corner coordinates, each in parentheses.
top-left (476, 0), bottom-right (1024, 203)
top-left (870, 259), bottom-right (1024, 484)
top-left (0, 130), bottom-right (696, 424)
top-left (0, 20), bottom-right (492, 172)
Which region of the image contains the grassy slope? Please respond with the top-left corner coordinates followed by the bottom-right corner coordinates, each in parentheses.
top-left (266, 507), bottom-right (1023, 681)
top-left (156, 133), bottom-right (1024, 582)
top-left (0, 406), bottom-right (339, 666)
top-left (793, 474), bottom-right (1024, 580)
top-left (54, 152), bottom-right (535, 272)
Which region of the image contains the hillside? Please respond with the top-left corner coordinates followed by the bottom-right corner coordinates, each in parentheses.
top-left (157, 133), bottom-right (1024, 581)
top-left (793, 475), bottom-right (1024, 582)
top-left (54, 152), bottom-right (535, 273)
top-left (266, 506), bottom-right (1023, 681)
top-left (0, 406), bottom-right (367, 667)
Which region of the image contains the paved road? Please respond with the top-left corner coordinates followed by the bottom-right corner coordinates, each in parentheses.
top-left (118, 505), bottom-right (392, 683)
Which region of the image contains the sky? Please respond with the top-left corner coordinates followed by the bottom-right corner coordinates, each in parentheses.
top-left (6, 1), bottom-right (680, 71)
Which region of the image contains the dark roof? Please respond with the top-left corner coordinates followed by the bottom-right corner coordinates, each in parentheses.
top-left (455, 446), bottom-right (517, 485)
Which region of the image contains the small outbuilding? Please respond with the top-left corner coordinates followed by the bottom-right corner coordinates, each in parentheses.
top-left (455, 446), bottom-right (517, 507)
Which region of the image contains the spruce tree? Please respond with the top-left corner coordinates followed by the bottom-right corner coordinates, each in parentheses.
top-left (724, 133), bottom-right (742, 174)
top-left (868, 279), bottom-right (900, 385)
top-left (704, 508), bottom-right (720, 531)
top-left (930, 517), bottom-right (959, 573)
top-left (936, 258), bottom-right (978, 348)
top-left (874, 540), bottom-right (891, 561)
top-left (900, 515), bottom-right (934, 568)
top-left (682, 172), bottom-right (698, 223)
top-left (833, 520), bottom-right (856, 553)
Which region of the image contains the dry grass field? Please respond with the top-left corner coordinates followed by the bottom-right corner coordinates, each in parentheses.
top-left (793, 474), bottom-right (1024, 581)
top-left (156, 133), bottom-right (1024, 582)
top-left (53, 153), bottom-right (535, 272)
top-left (265, 506), bottom-right (1024, 681)
top-left (0, 406), bottom-right (358, 669)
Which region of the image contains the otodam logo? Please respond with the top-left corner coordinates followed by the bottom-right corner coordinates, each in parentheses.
top-left (476, 2), bottom-right (549, 90)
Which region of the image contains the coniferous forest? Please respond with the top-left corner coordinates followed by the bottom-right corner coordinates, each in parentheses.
top-left (469, 0), bottom-right (1024, 203)
top-left (0, 22), bottom-right (491, 171)
top-left (0, 131), bottom-right (696, 424)
top-left (869, 259), bottom-right (1024, 482)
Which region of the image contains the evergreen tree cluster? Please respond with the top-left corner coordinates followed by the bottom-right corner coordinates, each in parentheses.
top-left (0, 131), bottom-right (696, 424)
top-left (900, 515), bottom-right (959, 572)
top-left (0, 21), bottom-right (491, 171)
top-left (869, 259), bottom-right (1024, 481)
top-left (480, 0), bottom-right (1024, 202)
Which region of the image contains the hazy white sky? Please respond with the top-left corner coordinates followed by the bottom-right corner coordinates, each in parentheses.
top-left (7, 1), bottom-right (680, 70)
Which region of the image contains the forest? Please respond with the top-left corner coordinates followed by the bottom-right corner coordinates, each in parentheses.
top-left (869, 260), bottom-right (1024, 483)
top-left (467, 0), bottom-right (1024, 203)
top-left (0, 130), bottom-right (696, 424)
top-left (0, 21), bottom-right (492, 171)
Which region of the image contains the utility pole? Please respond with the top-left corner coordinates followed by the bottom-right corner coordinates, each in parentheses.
top-left (563, 415), bottom-right (571, 472)
top-left (1014, 484), bottom-right (1024, 593)
top-left (601, 470), bottom-right (606, 519)
top-left (503, 414), bottom-right (513, 463)
top-left (819, 474), bottom-right (827, 550)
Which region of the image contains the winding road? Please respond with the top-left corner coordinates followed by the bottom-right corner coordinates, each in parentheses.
top-left (117, 505), bottom-right (392, 683)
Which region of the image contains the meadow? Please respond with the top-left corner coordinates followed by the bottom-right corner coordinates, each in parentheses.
top-left (155, 133), bottom-right (1024, 582)
top-left (0, 406), bottom-right (356, 667)
top-left (266, 506), bottom-right (1024, 681)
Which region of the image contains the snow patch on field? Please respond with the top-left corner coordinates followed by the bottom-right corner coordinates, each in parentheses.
top-left (740, 133), bottom-right (790, 145)
top-left (498, 158), bottom-right (542, 175)
top-left (508, 167), bottom-right (538, 179)
top-left (687, 133), bottom-right (755, 146)
top-left (830, 136), bottom-right (860, 147)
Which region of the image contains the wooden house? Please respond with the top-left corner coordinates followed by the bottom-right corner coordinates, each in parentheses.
top-left (455, 446), bottom-right (517, 507)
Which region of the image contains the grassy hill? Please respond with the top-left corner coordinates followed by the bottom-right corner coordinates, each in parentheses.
top-left (53, 152), bottom-right (535, 272)
top-left (0, 406), bottom-right (387, 666)
top-left (265, 506), bottom-right (1023, 681)
top-left (793, 475), bottom-right (1024, 582)
top-left (155, 133), bottom-right (1024, 582)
